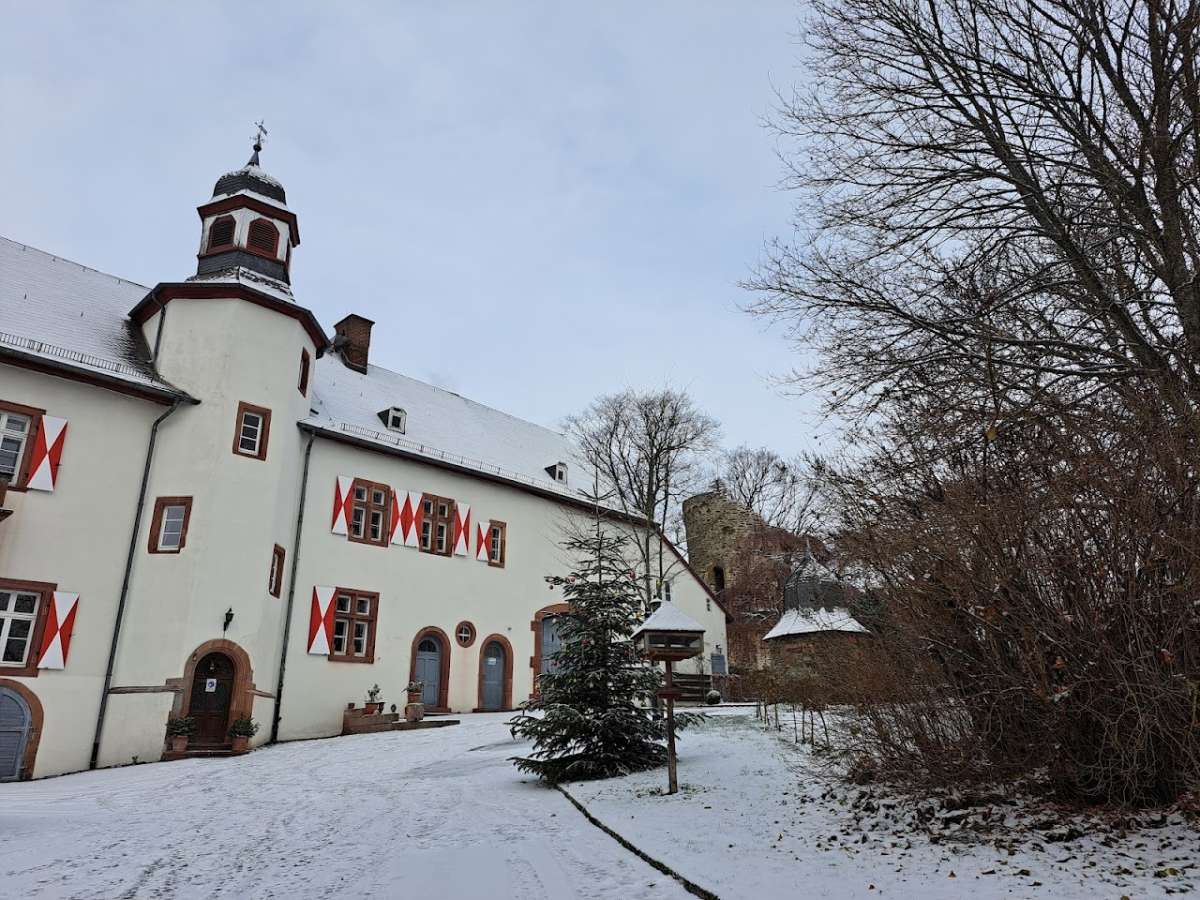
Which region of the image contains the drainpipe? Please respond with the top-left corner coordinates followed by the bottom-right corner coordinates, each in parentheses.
top-left (89, 397), bottom-right (184, 769)
top-left (150, 291), bottom-right (168, 364)
top-left (271, 429), bottom-right (315, 744)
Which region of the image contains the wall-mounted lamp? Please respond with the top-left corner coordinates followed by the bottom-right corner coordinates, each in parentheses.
top-left (223, 608), bottom-right (234, 633)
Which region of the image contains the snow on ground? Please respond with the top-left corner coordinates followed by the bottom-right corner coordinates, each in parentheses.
top-left (2, 709), bottom-right (1196, 899)
top-left (0, 713), bottom-right (689, 900)
top-left (570, 708), bottom-right (1200, 899)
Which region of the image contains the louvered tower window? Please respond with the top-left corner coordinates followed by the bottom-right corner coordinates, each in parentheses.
top-left (247, 219), bottom-right (279, 255)
top-left (207, 216), bottom-right (235, 251)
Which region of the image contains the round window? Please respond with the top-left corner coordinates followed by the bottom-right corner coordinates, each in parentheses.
top-left (455, 621), bottom-right (476, 648)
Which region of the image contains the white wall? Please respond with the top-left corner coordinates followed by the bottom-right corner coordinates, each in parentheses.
top-left (0, 363), bottom-right (161, 776)
top-left (96, 297), bottom-right (316, 768)
top-left (278, 436), bottom-right (727, 740)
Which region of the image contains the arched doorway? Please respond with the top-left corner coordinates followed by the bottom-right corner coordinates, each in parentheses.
top-left (187, 652), bottom-right (235, 748)
top-left (530, 603), bottom-right (571, 699)
top-left (476, 635), bottom-right (513, 712)
top-left (0, 686), bottom-right (32, 781)
top-left (409, 627), bottom-right (451, 712)
top-left (0, 679), bottom-right (42, 781)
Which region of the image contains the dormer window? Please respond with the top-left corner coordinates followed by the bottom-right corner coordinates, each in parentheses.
top-left (207, 216), bottom-right (236, 252)
top-left (545, 462), bottom-right (568, 484)
top-left (247, 218), bottom-right (279, 256)
top-left (378, 407), bottom-right (406, 433)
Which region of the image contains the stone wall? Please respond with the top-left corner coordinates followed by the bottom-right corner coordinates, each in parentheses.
top-left (680, 491), bottom-right (759, 593)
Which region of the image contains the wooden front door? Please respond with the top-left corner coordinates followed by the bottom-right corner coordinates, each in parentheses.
top-left (541, 616), bottom-right (564, 675)
top-left (189, 652), bottom-right (234, 747)
top-left (481, 640), bottom-right (506, 711)
top-left (415, 637), bottom-right (441, 707)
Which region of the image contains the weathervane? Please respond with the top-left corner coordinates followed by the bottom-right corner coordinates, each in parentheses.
top-left (248, 120), bottom-right (268, 166)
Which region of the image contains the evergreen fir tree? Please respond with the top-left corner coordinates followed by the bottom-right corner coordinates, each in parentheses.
top-left (509, 521), bottom-right (671, 782)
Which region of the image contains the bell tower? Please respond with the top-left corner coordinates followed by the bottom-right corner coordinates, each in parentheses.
top-left (194, 124), bottom-right (300, 287)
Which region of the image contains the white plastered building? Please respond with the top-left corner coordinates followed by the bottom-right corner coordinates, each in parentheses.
top-left (0, 148), bottom-right (728, 780)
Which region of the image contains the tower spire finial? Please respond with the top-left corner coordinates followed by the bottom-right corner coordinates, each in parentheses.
top-left (248, 120), bottom-right (268, 166)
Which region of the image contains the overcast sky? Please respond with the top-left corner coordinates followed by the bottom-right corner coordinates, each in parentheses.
top-left (0, 2), bottom-right (832, 458)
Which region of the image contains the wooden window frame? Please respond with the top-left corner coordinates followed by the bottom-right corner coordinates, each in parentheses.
top-left (268, 544), bottom-right (285, 598)
top-left (148, 496), bottom-right (193, 554)
top-left (0, 399), bottom-right (44, 492)
top-left (245, 218), bottom-right (280, 260)
top-left (328, 588), bottom-right (378, 664)
top-left (205, 215), bottom-right (236, 254)
top-left (298, 348), bottom-right (311, 397)
top-left (0, 578), bottom-right (55, 678)
top-left (348, 479), bottom-right (391, 548)
top-left (487, 520), bottom-right (507, 568)
top-left (232, 401), bottom-right (271, 461)
top-left (420, 494), bottom-right (455, 557)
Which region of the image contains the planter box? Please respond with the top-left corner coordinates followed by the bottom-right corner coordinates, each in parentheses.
top-left (169, 735), bottom-right (189, 754)
top-left (230, 735), bottom-right (249, 754)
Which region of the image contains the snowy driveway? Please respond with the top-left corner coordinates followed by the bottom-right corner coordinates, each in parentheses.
top-left (0, 713), bottom-right (690, 900)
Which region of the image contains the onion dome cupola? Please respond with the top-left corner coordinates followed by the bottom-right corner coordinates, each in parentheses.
top-left (193, 125), bottom-right (300, 288)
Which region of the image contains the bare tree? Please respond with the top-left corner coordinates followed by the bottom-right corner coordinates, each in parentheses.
top-left (566, 388), bottom-right (720, 607)
top-left (749, 0), bottom-right (1200, 425)
top-left (715, 445), bottom-right (818, 534)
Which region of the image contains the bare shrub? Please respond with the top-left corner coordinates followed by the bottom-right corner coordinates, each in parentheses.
top-left (820, 401), bottom-right (1200, 805)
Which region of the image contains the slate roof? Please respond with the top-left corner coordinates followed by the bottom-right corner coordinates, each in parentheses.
top-left (212, 164), bottom-right (286, 204)
top-left (0, 236), bottom-right (189, 398)
top-left (305, 355), bottom-right (587, 499)
top-left (763, 606), bottom-right (869, 640)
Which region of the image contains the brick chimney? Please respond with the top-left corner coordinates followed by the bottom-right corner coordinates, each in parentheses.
top-left (333, 314), bottom-right (374, 373)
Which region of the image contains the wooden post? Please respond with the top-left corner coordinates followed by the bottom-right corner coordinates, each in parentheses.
top-left (665, 660), bottom-right (678, 795)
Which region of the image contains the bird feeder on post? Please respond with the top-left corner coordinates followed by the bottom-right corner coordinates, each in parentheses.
top-left (632, 603), bottom-right (705, 795)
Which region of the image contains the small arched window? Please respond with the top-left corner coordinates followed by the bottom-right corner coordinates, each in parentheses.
top-left (247, 218), bottom-right (279, 256)
top-left (207, 216), bottom-right (235, 252)
top-left (712, 565), bottom-right (726, 593)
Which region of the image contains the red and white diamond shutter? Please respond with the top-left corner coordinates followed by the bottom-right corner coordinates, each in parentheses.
top-left (307, 586), bottom-right (336, 654)
top-left (330, 476), bottom-right (353, 535)
top-left (26, 416), bottom-right (68, 492)
top-left (452, 503), bottom-right (471, 556)
top-left (389, 490), bottom-right (403, 545)
top-left (404, 491), bottom-right (423, 547)
top-left (36, 591), bottom-right (78, 669)
top-left (475, 519), bottom-right (490, 562)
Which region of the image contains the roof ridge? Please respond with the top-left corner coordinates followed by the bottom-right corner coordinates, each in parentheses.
top-left (0, 235), bottom-right (149, 293)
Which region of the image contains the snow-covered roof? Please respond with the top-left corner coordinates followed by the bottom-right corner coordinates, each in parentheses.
top-left (0, 236), bottom-right (187, 397)
top-left (763, 607), bottom-right (869, 640)
top-left (219, 164), bottom-right (283, 190)
top-left (306, 356), bottom-right (591, 498)
top-left (632, 602), bottom-right (705, 637)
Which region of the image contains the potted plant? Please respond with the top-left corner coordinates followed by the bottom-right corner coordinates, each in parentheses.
top-left (364, 683), bottom-right (384, 715)
top-left (405, 680), bottom-right (425, 722)
top-left (228, 716), bottom-right (259, 754)
top-left (165, 716), bottom-right (195, 754)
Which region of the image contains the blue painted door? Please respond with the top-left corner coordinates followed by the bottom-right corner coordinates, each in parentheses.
top-left (541, 616), bottom-right (563, 675)
top-left (416, 637), bottom-right (441, 706)
top-left (481, 640), bottom-right (506, 710)
top-left (0, 688), bottom-right (30, 781)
